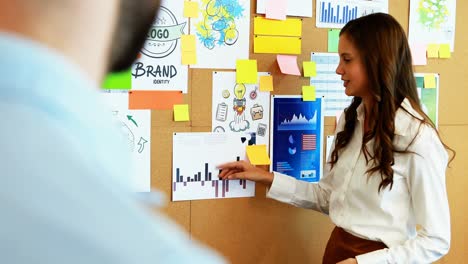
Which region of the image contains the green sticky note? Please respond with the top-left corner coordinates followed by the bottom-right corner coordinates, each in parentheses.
top-left (174, 104), bottom-right (190, 121)
top-left (303, 61), bottom-right (317, 77)
top-left (236, 59), bottom-right (258, 84)
top-left (415, 77), bottom-right (424, 88)
top-left (424, 74), bottom-right (436, 89)
top-left (439, 44), bottom-right (451, 58)
top-left (302, 85), bottom-right (316, 101)
top-left (102, 68), bottom-right (131, 89)
top-left (246, 145), bottom-right (271, 165)
top-left (328, 29), bottom-right (340, 52)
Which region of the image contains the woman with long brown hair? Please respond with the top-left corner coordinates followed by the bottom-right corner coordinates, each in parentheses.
top-left (218, 13), bottom-right (454, 263)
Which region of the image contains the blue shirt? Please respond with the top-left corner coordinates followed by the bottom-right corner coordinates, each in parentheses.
top-left (0, 32), bottom-right (225, 264)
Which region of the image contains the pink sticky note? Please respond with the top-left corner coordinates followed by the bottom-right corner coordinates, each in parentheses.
top-left (266, 0), bottom-right (287, 20)
top-left (277, 55), bottom-right (301, 76)
top-left (410, 43), bottom-right (427, 66)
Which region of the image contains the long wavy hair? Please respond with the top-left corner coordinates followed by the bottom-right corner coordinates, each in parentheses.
top-left (329, 13), bottom-right (454, 192)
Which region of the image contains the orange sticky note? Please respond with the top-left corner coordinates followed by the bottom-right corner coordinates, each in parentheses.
top-left (439, 44), bottom-right (451, 58)
top-left (259, 75), bottom-right (274, 91)
top-left (302, 85), bottom-right (316, 101)
top-left (182, 51), bottom-right (197, 65)
top-left (277, 55), bottom-right (301, 76)
top-left (303, 61), bottom-right (317, 77)
top-left (423, 74), bottom-right (436, 89)
top-left (129, 91), bottom-right (183, 110)
top-left (174, 104), bottom-right (190, 121)
top-left (427, 44), bottom-right (439, 58)
top-left (236, 59), bottom-right (258, 84)
top-left (184, 1), bottom-right (199, 18)
top-left (181, 35), bottom-right (196, 52)
top-left (246, 145), bottom-right (271, 165)
top-left (410, 43), bottom-right (427, 65)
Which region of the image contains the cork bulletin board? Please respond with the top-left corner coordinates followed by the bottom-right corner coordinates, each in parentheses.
top-left (145, 1), bottom-right (468, 263)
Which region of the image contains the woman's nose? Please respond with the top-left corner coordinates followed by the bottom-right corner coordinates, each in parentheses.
top-left (336, 64), bottom-right (343, 75)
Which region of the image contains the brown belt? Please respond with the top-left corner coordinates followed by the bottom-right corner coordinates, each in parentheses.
top-left (322, 226), bottom-right (387, 264)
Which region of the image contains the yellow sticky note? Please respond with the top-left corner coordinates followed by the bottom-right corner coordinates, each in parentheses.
top-left (439, 44), bottom-right (451, 58)
top-left (181, 35), bottom-right (196, 52)
top-left (427, 44), bottom-right (439, 58)
top-left (253, 17), bottom-right (302, 37)
top-left (183, 1), bottom-right (199, 18)
top-left (254, 35), bottom-right (301, 54)
top-left (246, 145), bottom-right (271, 165)
top-left (174, 104), bottom-right (190, 121)
top-left (303, 61), bottom-right (317, 77)
top-left (302, 86), bottom-right (316, 101)
top-left (259, 75), bottom-right (273, 92)
top-left (423, 74), bottom-right (436, 89)
top-left (182, 51), bottom-right (197, 65)
top-left (236, 59), bottom-right (258, 84)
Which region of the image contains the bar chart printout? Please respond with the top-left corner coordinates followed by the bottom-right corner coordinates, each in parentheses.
top-left (172, 132), bottom-right (256, 201)
top-left (316, 0), bottom-right (389, 28)
top-left (320, 1), bottom-right (358, 25)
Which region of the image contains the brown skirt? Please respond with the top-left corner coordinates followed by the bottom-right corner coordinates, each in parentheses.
top-left (322, 226), bottom-right (387, 264)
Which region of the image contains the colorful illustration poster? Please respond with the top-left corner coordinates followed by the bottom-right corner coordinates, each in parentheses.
top-left (409, 0), bottom-right (457, 51)
top-left (212, 71), bottom-right (271, 146)
top-left (270, 96), bottom-right (325, 182)
top-left (190, 0), bottom-right (250, 69)
top-left (132, 0), bottom-right (189, 93)
top-left (172, 132), bottom-right (256, 201)
top-left (101, 90), bottom-right (151, 192)
top-left (415, 73), bottom-right (439, 127)
top-left (315, 0), bottom-right (388, 28)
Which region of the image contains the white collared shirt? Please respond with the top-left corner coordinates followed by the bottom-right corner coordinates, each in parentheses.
top-left (267, 98), bottom-right (450, 264)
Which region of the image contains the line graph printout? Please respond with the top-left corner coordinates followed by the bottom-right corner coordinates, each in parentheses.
top-left (172, 132), bottom-right (255, 201)
top-left (310, 52), bottom-right (352, 116)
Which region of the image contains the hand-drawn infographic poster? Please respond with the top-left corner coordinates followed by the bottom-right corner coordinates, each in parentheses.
top-left (212, 71), bottom-right (271, 146)
top-left (409, 0), bottom-right (457, 51)
top-left (172, 132), bottom-right (256, 201)
top-left (190, 0), bottom-right (250, 69)
top-left (132, 0), bottom-right (189, 93)
top-left (101, 91), bottom-right (151, 192)
top-left (270, 96), bottom-right (324, 183)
